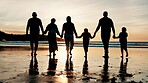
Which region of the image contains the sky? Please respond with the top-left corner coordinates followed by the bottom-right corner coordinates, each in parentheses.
top-left (0, 0), bottom-right (148, 41)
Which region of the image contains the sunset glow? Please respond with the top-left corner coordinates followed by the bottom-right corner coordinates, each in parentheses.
top-left (0, 0), bottom-right (148, 41)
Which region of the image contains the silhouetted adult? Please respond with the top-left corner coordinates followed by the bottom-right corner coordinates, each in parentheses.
top-left (26, 12), bottom-right (44, 55)
top-left (61, 16), bottom-right (78, 56)
top-left (44, 18), bottom-right (61, 59)
top-left (93, 11), bottom-right (115, 57)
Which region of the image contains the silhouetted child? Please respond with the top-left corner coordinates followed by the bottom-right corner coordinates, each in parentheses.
top-left (114, 27), bottom-right (128, 57)
top-left (77, 28), bottom-right (93, 57)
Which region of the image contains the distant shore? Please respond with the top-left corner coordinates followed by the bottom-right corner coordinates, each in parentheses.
top-left (0, 31), bottom-right (64, 41)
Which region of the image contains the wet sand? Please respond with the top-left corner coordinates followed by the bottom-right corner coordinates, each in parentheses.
top-left (0, 46), bottom-right (148, 83)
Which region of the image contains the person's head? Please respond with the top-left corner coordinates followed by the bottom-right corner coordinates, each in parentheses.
top-left (32, 12), bottom-right (37, 18)
top-left (122, 27), bottom-right (127, 32)
top-left (51, 18), bottom-right (56, 23)
top-left (66, 16), bottom-right (71, 22)
top-left (84, 28), bottom-right (88, 33)
top-left (103, 11), bottom-right (108, 17)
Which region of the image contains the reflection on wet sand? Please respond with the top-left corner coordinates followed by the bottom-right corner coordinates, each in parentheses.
top-left (82, 57), bottom-right (88, 76)
top-left (47, 57), bottom-right (58, 75)
top-left (65, 55), bottom-right (74, 78)
top-left (119, 58), bottom-right (131, 82)
top-left (29, 55), bottom-right (39, 75)
top-left (101, 57), bottom-right (109, 82)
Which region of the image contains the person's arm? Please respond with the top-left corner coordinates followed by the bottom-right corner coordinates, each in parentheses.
top-left (73, 24), bottom-right (78, 38)
top-left (114, 33), bottom-right (120, 39)
top-left (26, 20), bottom-right (30, 35)
top-left (111, 20), bottom-right (115, 38)
top-left (126, 33), bottom-right (128, 37)
top-left (89, 33), bottom-right (94, 39)
top-left (77, 33), bottom-right (83, 38)
top-left (56, 25), bottom-right (61, 37)
top-left (114, 35), bottom-right (119, 39)
top-left (44, 25), bottom-right (48, 34)
top-left (39, 19), bottom-right (44, 35)
top-left (93, 20), bottom-right (101, 38)
top-left (61, 24), bottom-right (65, 38)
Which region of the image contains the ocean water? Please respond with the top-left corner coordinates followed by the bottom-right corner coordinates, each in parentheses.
top-left (0, 41), bottom-right (148, 48)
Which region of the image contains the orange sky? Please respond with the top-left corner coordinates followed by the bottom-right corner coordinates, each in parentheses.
top-left (0, 0), bottom-right (148, 41)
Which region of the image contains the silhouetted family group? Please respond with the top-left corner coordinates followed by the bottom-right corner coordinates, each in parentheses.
top-left (26, 11), bottom-right (128, 59)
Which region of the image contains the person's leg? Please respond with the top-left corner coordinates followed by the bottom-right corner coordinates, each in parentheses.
top-left (121, 46), bottom-right (124, 58)
top-left (34, 40), bottom-right (38, 55)
top-left (30, 40), bottom-right (34, 55)
top-left (125, 48), bottom-right (128, 57)
top-left (102, 38), bottom-right (109, 57)
top-left (49, 44), bottom-right (51, 58)
top-left (83, 42), bottom-right (88, 57)
top-left (104, 41), bottom-right (109, 55)
top-left (70, 36), bottom-right (74, 55)
top-left (65, 37), bottom-right (69, 55)
top-left (53, 51), bottom-right (56, 59)
top-left (101, 33), bottom-right (110, 57)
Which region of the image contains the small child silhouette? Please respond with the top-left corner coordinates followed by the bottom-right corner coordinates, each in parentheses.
top-left (77, 28), bottom-right (93, 57)
top-left (114, 27), bottom-right (128, 57)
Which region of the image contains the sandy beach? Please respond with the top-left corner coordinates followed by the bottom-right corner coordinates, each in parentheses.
top-left (0, 44), bottom-right (148, 83)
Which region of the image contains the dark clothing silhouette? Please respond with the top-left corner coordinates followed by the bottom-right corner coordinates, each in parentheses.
top-left (63, 22), bottom-right (76, 35)
top-left (27, 17), bottom-right (43, 41)
top-left (114, 27), bottom-right (128, 57)
top-left (77, 29), bottom-right (93, 56)
top-left (62, 22), bottom-right (76, 51)
top-left (45, 23), bottom-right (60, 53)
top-left (119, 32), bottom-right (128, 49)
top-left (44, 18), bottom-right (60, 58)
top-left (26, 12), bottom-right (44, 55)
top-left (61, 16), bottom-right (77, 55)
top-left (94, 11), bottom-right (115, 56)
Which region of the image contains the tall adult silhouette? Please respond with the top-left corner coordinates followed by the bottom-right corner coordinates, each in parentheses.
top-left (61, 16), bottom-right (78, 56)
top-left (93, 11), bottom-right (115, 57)
top-left (26, 12), bottom-right (44, 55)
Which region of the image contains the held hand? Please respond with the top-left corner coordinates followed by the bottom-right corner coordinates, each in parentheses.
top-left (42, 33), bottom-right (44, 36)
top-left (92, 33), bottom-right (96, 38)
top-left (113, 34), bottom-right (115, 39)
top-left (60, 35), bottom-right (63, 38)
top-left (76, 35), bottom-right (79, 38)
